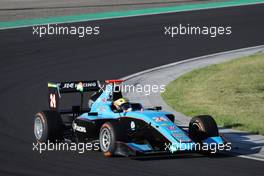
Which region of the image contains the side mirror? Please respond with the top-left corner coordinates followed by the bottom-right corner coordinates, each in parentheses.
top-left (155, 106), bottom-right (162, 111)
top-left (146, 106), bottom-right (162, 111)
top-left (88, 112), bottom-right (98, 116)
top-left (116, 109), bottom-right (123, 113)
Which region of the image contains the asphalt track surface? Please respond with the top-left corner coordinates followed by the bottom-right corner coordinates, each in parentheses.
top-left (0, 4), bottom-right (264, 176)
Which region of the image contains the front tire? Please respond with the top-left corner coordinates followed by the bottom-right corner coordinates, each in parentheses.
top-left (189, 115), bottom-right (219, 142)
top-left (34, 110), bottom-right (63, 143)
top-left (99, 122), bottom-right (122, 157)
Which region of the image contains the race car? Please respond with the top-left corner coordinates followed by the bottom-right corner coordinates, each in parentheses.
top-left (34, 80), bottom-right (227, 157)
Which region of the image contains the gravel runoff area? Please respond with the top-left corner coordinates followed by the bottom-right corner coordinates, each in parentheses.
top-left (0, 0), bottom-right (224, 21)
top-left (122, 45), bottom-right (264, 161)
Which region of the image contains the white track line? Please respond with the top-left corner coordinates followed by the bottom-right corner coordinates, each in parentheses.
top-left (1, 1), bottom-right (263, 30)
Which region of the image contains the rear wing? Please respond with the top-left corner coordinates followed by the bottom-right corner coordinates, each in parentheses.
top-left (47, 80), bottom-right (124, 112)
top-left (47, 80), bottom-right (101, 111)
top-left (48, 80), bottom-right (100, 93)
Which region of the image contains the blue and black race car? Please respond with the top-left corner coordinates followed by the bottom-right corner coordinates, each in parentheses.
top-left (34, 80), bottom-right (227, 157)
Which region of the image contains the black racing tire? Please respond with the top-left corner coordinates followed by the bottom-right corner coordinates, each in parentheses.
top-left (34, 110), bottom-right (63, 143)
top-left (189, 115), bottom-right (219, 142)
top-left (99, 121), bottom-right (124, 157)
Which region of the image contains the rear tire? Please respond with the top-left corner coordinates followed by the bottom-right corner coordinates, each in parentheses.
top-left (189, 115), bottom-right (219, 142)
top-left (34, 110), bottom-right (63, 143)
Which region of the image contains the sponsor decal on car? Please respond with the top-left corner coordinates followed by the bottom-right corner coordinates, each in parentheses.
top-left (160, 123), bottom-right (169, 126)
top-left (171, 132), bottom-right (192, 142)
top-left (99, 107), bottom-right (106, 112)
top-left (153, 116), bottom-right (168, 122)
top-left (130, 121), bottom-right (136, 130)
top-left (76, 82), bottom-right (84, 92)
top-left (167, 125), bottom-right (175, 130)
top-left (62, 81), bottom-right (97, 89)
top-left (72, 122), bottom-right (86, 133)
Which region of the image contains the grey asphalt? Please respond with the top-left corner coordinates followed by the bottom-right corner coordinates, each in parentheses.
top-left (0, 0), bottom-right (223, 21)
top-left (0, 4), bottom-right (264, 176)
top-left (123, 45), bottom-right (264, 161)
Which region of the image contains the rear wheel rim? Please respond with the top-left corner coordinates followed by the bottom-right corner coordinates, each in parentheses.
top-left (100, 128), bottom-right (111, 152)
top-left (34, 117), bottom-right (43, 140)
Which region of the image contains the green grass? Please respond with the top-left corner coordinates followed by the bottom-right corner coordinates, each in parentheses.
top-left (162, 53), bottom-right (264, 134)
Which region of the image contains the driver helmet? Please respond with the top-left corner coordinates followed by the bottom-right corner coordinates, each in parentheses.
top-left (113, 98), bottom-right (127, 109)
top-left (113, 98), bottom-right (132, 112)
